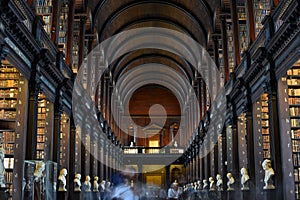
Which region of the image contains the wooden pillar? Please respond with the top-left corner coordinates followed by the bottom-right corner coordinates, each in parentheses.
top-left (212, 34), bottom-right (220, 69)
top-left (53, 92), bottom-right (63, 166)
top-left (206, 153), bottom-right (211, 179)
top-left (66, 0), bottom-right (75, 66)
top-left (50, 0), bottom-right (61, 44)
top-left (220, 15), bottom-right (230, 83)
top-left (68, 116), bottom-right (76, 198)
top-left (264, 64), bottom-right (283, 199)
top-left (245, 86), bottom-right (256, 190)
top-left (230, 0), bottom-right (241, 67)
top-left (77, 16), bottom-right (86, 70)
top-left (245, 0), bottom-right (256, 45)
top-left (26, 62), bottom-right (40, 160)
top-left (231, 105), bottom-right (240, 181)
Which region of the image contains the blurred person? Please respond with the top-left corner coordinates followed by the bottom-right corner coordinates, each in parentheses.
top-left (111, 166), bottom-right (136, 200)
top-left (167, 182), bottom-right (182, 200)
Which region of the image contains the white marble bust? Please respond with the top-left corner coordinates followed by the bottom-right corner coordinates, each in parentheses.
top-left (216, 174), bottom-right (223, 191)
top-left (203, 179), bottom-right (209, 190)
top-left (83, 175), bottom-right (91, 192)
top-left (226, 173), bottom-right (235, 191)
top-left (74, 173), bottom-right (81, 192)
top-left (58, 168), bottom-right (67, 191)
top-left (209, 177), bottom-right (215, 191)
top-left (240, 168), bottom-right (250, 190)
top-left (34, 161), bottom-right (45, 182)
top-left (262, 159), bottom-right (275, 190)
top-left (93, 176), bottom-right (99, 192)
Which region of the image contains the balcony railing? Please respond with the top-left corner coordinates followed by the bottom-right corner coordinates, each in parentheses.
top-left (123, 146), bottom-right (184, 155)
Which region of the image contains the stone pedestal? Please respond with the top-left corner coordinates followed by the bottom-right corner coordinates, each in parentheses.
top-left (242, 190), bottom-right (253, 200)
top-left (227, 190), bottom-right (236, 200)
top-left (57, 191), bottom-right (67, 200)
top-left (264, 189), bottom-right (276, 200)
top-left (74, 191), bottom-right (81, 200)
top-left (93, 191), bottom-right (100, 200)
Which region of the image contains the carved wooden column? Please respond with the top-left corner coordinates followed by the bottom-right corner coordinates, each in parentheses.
top-left (50, 0), bottom-right (61, 44)
top-left (221, 126), bottom-right (228, 193)
top-left (230, 0), bottom-right (241, 66)
top-left (77, 16), bottom-right (86, 71)
top-left (66, 0), bottom-right (75, 67)
top-left (68, 115), bottom-right (76, 199)
top-left (26, 58), bottom-right (42, 160)
top-left (53, 91), bottom-right (63, 164)
top-left (245, 0), bottom-right (256, 45)
top-left (220, 15), bottom-right (230, 83)
top-left (264, 61), bottom-right (283, 199)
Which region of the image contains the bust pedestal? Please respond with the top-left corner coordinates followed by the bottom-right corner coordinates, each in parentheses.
top-left (242, 189), bottom-right (253, 200)
top-left (227, 189), bottom-right (236, 200)
top-left (74, 191), bottom-right (81, 200)
top-left (264, 188), bottom-right (276, 200)
top-left (0, 187), bottom-right (9, 200)
top-left (57, 191), bottom-right (67, 200)
top-left (93, 191), bottom-right (100, 200)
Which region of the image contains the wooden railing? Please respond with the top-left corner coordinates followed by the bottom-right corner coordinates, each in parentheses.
top-left (123, 146), bottom-right (184, 154)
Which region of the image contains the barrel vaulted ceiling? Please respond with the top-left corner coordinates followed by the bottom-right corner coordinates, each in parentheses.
top-left (76, 0), bottom-right (226, 138)
top-left (84, 0), bottom-right (223, 85)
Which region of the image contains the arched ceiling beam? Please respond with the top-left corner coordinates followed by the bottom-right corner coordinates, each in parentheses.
top-left (93, 0), bottom-right (215, 30)
top-left (104, 30), bottom-right (200, 76)
top-left (113, 53), bottom-right (192, 82)
top-left (95, 1), bottom-right (210, 45)
top-left (114, 18), bottom-right (199, 43)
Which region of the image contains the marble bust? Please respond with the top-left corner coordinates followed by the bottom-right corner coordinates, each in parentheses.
top-left (34, 161), bottom-right (45, 182)
top-left (216, 174), bottom-right (223, 191)
top-left (203, 179), bottom-right (209, 190)
top-left (33, 161), bottom-right (46, 200)
top-left (83, 175), bottom-right (91, 192)
top-left (240, 168), bottom-right (250, 190)
top-left (209, 177), bottom-right (215, 191)
top-left (93, 176), bottom-right (99, 192)
top-left (74, 173), bottom-right (81, 192)
top-left (226, 173), bottom-right (235, 191)
top-left (262, 159), bottom-right (275, 189)
top-left (58, 168), bottom-right (67, 191)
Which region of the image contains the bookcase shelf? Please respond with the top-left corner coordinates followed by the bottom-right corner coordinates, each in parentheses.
top-left (36, 93), bottom-right (49, 160)
top-left (287, 65), bottom-right (300, 199)
top-left (36, 0), bottom-right (53, 36)
top-left (257, 93), bottom-right (271, 159)
top-left (253, 0), bottom-right (270, 37)
top-left (237, 3), bottom-right (248, 57)
top-left (58, 1), bottom-right (69, 56)
top-left (0, 62), bottom-right (21, 200)
top-left (226, 22), bottom-right (235, 73)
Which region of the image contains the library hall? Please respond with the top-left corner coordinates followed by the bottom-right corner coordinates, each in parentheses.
top-left (0, 0), bottom-right (299, 199)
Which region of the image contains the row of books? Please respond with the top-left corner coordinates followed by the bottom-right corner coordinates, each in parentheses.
top-left (293, 153), bottom-right (300, 167)
top-left (0, 131), bottom-right (15, 143)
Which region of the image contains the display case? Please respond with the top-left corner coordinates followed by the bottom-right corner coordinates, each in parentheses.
top-left (36, 0), bottom-right (53, 36)
top-left (253, 0), bottom-right (270, 36)
top-left (22, 160), bottom-right (57, 200)
top-left (287, 65), bottom-right (300, 199)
